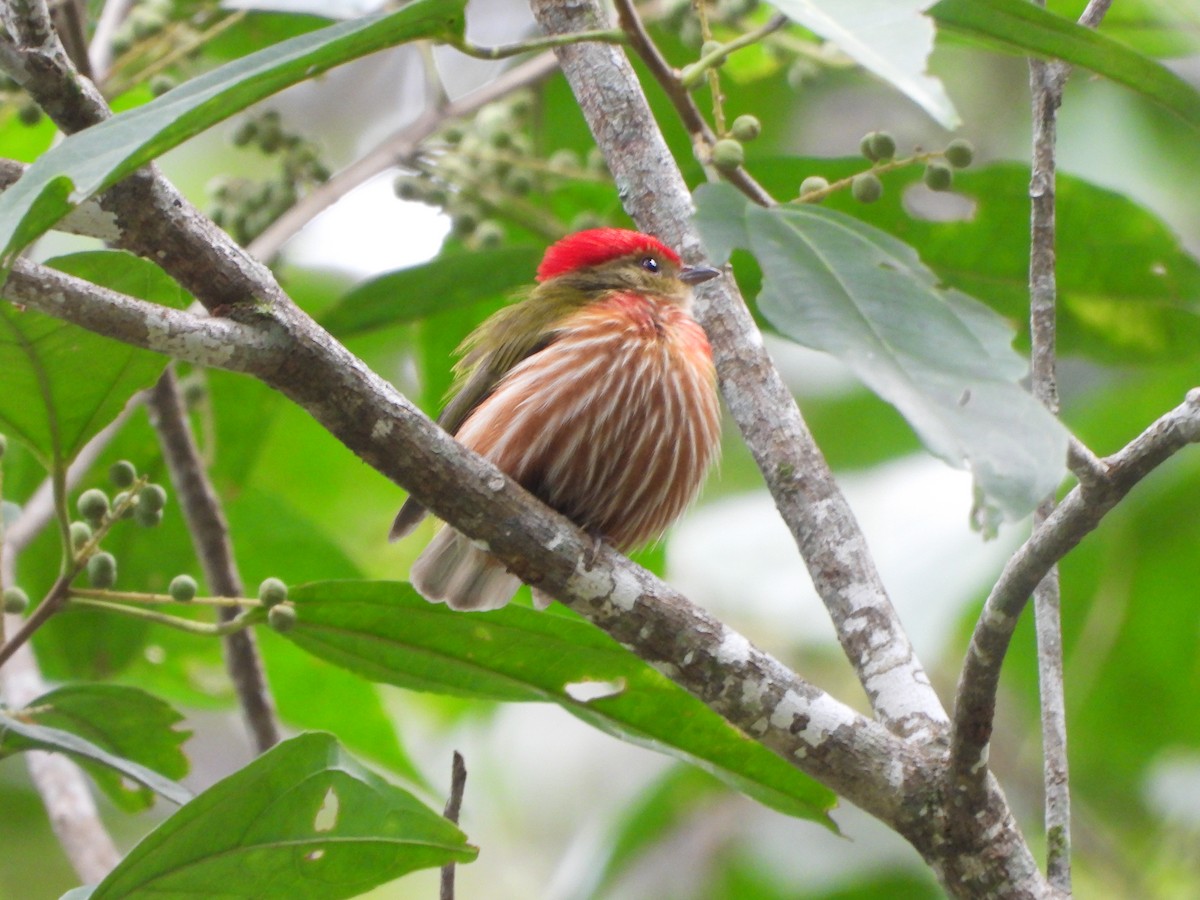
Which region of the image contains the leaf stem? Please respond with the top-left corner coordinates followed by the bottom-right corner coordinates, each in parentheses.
top-left (68, 595), bottom-right (265, 636)
top-left (679, 13), bottom-right (788, 90)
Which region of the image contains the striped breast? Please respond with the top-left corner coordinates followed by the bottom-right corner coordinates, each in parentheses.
top-left (452, 292), bottom-right (721, 550)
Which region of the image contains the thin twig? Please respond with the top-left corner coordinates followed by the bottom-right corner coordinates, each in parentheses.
top-left (440, 751), bottom-right (467, 900)
top-left (450, 28), bottom-right (624, 60)
top-left (146, 368), bottom-right (280, 754)
top-left (612, 0), bottom-right (776, 207)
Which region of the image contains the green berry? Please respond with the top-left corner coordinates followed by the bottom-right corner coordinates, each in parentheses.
top-left (869, 131), bottom-right (897, 161)
top-left (17, 102), bottom-right (42, 127)
top-left (70, 521), bottom-right (92, 551)
top-left (586, 147), bottom-right (608, 173)
top-left (134, 505), bottom-right (163, 528)
top-left (169, 575), bottom-right (198, 602)
top-left (730, 115), bottom-right (762, 143)
top-left (112, 491), bottom-right (136, 519)
top-left (109, 460), bottom-right (137, 488)
top-left (700, 40), bottom-right (726, 63)
top-left (799, 175), bottom-right (829, 199)
top-left (267, 604), bottom-right (297, 633)
top-left (258, 577), bottom-right (288, 608)
top-left (504, 169), bottom-right (535, 196)
top-left (138, 483), bottom-right (167, 513)
top-left (3, 587), bottom-right (29, 614)
top-left (851, 173), bottom-right (883, 204)
top-left (923, 161), bottom-right (953, 191)
top-left (860, 132), bottom-right (879, 162)
top-left (232, 120), bottom-right (258, 147)
top-left (944, 138), bottom-right (975, 169)
top-left (87, 552), bottom-right (117, 589)
top-left (440, 123), bottom-right (466, 145)
top-left (547, 149), bottom-right (580, 175)
top-left (712, 138), bottom-right (744, 173)
top-left (149, 74), bottom-right (175, 96)
top-left (78, 489), bottom-right (110, 525)
top-left (473, 220), bottom-right (504, 250)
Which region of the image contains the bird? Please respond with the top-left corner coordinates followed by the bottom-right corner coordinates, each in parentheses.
top-left (391, 227), bottom-right (723, 611)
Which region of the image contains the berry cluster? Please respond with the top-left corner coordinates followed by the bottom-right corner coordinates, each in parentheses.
top-left (393, 92), bottom-right (609, 248)
top-left (209, 110), bottom-right (331, 245)
top-left (798, 132), bottom-right (976, 205)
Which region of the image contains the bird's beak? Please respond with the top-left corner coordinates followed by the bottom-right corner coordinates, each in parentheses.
top-left (679, 264), bottom-right (721, 286)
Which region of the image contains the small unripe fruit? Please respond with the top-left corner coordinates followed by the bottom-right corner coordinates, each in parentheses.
top-left (258, 577), bottom-right (288, 608)
top-left (851, 173), bottom-right (883, 203)
top-left (87, 552), bottom-right (117, 589)
top-left (134, 505), bottom-right (163, 528)
top-left (17, 102), bottom-right (42, 127)
top-left (109, 460), bottom-right (137, 488)
top-left (799, 175), bottom-right (829, 199)
top-left (473, 221), bottom-right (504, 250)
top-left (869, 131), bottom-right (896, 161)
top-left (923, 161), bottom-right (953, 191)
top-left (504, 170), bottom-right (535, 196)
top-left (547, 149), bottom-right (579, 174)
top-left (860, 132), bottom-right (879, 162)
top-left (78, 489), bottom-right (110, 525)
top-left (70, 521), bottom-right (92, 551)
top-left (149, 75), bottom-right (175, 96)
top-left (944, 138), bottom-right (975, 169)
top-left (712, 138), bottom-right (744, 173)
top-left (701, 40), bottom-right (725, 63)
top-left (585, 147), bottom-right (608, 173)
top-left (139, 484), bottom-right (167, 513)
top-left (231, 120), bottom-right (258, 147)
top-left (268, 604), bottom-right (297, 633)
top-left (113, 491), bottom-right (136, 519)
top-left (3, 587), bottom-right (29, 614)
top-left (169, 575), bottom-right (198, 602)
top-left (730, 115), bottom-right (762, 142)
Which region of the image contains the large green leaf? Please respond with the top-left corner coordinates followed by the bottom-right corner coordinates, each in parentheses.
top-left (745, 159), bottom-right (1200, 364)
top-left (695, 182), bottom-right (1068, 519)
top-left (19, 684), bottom-right (190, 812)
top-left (83, 732), bottom-right (474, 900)
top-left (282, 580), bottom-right (836, 824)
top-left (322, 245), bottom-right (543, 337)
top-left (930, 0), bottom-right (1200, 129)
top-left (0, 710), bottom-right (191, 808)
top-left (0, 251), bottom-right (183, 470)
top-left (0, 0), bottom-right (466, 266)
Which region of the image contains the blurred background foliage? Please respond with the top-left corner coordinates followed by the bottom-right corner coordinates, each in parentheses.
top-left (2, 0), bottom-right (1200, 897)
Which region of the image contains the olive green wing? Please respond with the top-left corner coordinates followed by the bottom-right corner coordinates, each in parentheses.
top-left (389, 300), bottom-right (565, 541)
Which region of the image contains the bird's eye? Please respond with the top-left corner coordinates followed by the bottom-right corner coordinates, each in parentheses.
top-left (641, 256), bottom-right (659, 273)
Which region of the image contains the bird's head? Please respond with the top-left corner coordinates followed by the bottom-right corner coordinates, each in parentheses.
top-left (534, 228), bottom-right (721, 306)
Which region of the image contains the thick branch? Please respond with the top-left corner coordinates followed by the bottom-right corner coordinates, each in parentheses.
top-left (952, 391), bottom-right (1200, 779)
top-left (146, 368), bottom-right (280, 754)
top-left (529, 0), bottom-right (945, 740)
top-left (2, 253), bottom-right (924, 828)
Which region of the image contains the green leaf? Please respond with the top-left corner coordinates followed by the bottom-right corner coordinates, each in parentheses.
top-left (322, 246), bottom-right (543, 336)
top-left (20, 684), bottom-right (190, 812)
top-left (0, 251), bottom-right (183, 469)
top-left (0, 0), bottom-right (467, 265)
top-left (87, 733), bottom-right (474, 900)
top-left (283, 581), bottom-right (836, 824)
top-left (746, 158), bottom-right (1200, 364)
top-left (767, 0), bottom-right (960, 128)
top-left (0, 710), bottom-right (191, 807)
top-left (930, 0), bottom-right (1200, 129)
top-left (694, 183), bottom-right (1068, 518)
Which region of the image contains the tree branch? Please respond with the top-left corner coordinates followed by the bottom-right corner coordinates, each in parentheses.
top-left (146, 368), bottom-right (280, 754)
top-left (440, 751), bottom-right (467, 900)
top-left (952, 390), bottom-right (1200, 782)
top-left (530, 0), bottom-right (945, 740)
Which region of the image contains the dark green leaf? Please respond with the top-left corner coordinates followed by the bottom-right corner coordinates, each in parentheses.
top-left (322, 246), bottom-right (543, 336)
top-left (695, 183), bottom-right (1068, 518)
top-left (0, 711), bottom-right (191, 807)
top-left (0, 0), bottom-right (467, 265)
top-left (283, 581), bottom-right (836, 823)
top-left (22, 684), bottom-right (190, 812)
top-left (87, 733), bottom-right (474, 899)
top-left (0, 251), bottom-right (183, 470)
top-left (931, 0), bottom-right (1200, 129)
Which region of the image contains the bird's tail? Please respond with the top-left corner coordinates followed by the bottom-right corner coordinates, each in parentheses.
top-left (410, 526), bottom-right (521, 611)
